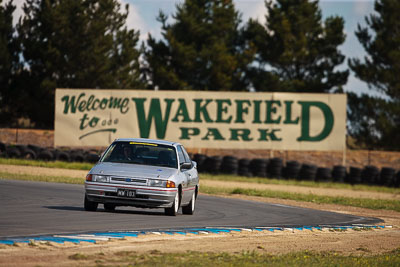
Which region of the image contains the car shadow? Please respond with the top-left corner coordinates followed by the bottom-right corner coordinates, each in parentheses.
top-left (43, 206), bottom-right (165, 216)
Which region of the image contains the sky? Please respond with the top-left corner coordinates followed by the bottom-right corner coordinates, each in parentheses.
top-left (10, 0), bottom-right (377, 96)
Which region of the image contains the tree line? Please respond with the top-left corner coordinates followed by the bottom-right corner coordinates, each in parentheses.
top-left (0, 0), bottom-right (399, 150)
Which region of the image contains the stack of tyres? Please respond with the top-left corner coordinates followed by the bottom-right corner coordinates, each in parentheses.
top-left (361, 165), bottom-right (379, 185)
top-left (298, 164), bottom-right (317, 181)
top-left (282, 160), bottom-right (301, 179)
top-left (395, 171), bottom-right (400, 188)
top-left (316, 167), bottom-right (332, 182)
top-left (0, 142), bottom-right (5, 158)
top-left (55, 150), bottom-right (71, 162)
top-left (70, 150), bottom-right (85, 162)
top-left (5, 145), bottom-right (21, 158)
top-left (267, 158), bottom-right (283, 178)
top-left (220, 156), bottom-right (238, 175)
top-left (15, 145), bottom-right (37, 160)
top-left (346, 167), bottom-right (362, 184)
top-left (379, 167), bottom-right (396, 186)
top-left (85, 152), bottom-right (100, 163)
top-left (193, 154), bottom-right (208, 173)
top-left (249, 158), bottom-right (268, 177)
top-left (238, 158), bottom-right (252, 177)
top-left (37, 149), bottom-right (54, 161)
top-left (203, 156), bottom-right (222, 174)
top-left (332, 165), bottom-right (346, 182)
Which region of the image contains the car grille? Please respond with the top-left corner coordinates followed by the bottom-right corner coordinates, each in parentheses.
top-left (110, 177), bottom-right (147, 184)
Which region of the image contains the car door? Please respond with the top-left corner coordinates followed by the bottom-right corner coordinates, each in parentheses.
top-left (176, 145), bottom-right (189, 202)
top-left (177, 145), bottom-right (193, 204)
top-left (181, 146), bottom-right (198, 188)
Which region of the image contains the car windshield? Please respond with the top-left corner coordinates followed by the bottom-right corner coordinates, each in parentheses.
top-left (100, 141), bottom-right (178, 169)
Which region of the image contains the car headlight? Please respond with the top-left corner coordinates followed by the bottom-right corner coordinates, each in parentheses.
top-left (92, 174), bottom-right (110, 183)
top-left (148, 179), bottom-right (167, 187)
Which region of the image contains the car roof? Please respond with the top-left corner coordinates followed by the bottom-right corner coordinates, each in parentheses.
top-left (114, 138), bottom-right (180, 147)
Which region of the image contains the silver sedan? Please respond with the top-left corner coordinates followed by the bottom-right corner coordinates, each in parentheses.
top-left (84, 138), bottom-right (199, 216)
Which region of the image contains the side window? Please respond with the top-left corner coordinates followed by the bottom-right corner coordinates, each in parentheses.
top-left (176, 146), bottom-right (185, 165)
top-left (181, 146), bottom-right (191, 163)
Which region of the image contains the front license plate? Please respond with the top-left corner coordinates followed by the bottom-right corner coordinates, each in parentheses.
top-left (117, 189), bottom-right (136, 198)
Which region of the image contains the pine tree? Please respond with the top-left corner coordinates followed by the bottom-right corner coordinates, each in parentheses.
top-left (144, 0), bottom-right (255, 91)
top-left (0, 0), bottom-right (21, 125)
top-left (348, 0), bottom-right (400, 150)
top-left (349, 0), bottom-right (400, 100)
top-left (17, 0), bottom-right (143, 128)
top-left (245, 0), bottom-right (348, 92)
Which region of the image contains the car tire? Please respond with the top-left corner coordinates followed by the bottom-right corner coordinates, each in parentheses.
top-left (84, 194), bottom-right (98, 211)
top-left (165, 191), bottom-right (180, 216)
top-left (104, 203), bottom-right (116, 211)
top-left (182, 191), bottom-right (196, 215)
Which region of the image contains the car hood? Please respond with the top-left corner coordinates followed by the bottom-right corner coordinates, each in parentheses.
top-left (90, 162), bottom-right (178, 180)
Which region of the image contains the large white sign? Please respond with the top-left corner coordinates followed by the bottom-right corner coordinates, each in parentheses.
top-left (55, 89), bottom-right (346, 151)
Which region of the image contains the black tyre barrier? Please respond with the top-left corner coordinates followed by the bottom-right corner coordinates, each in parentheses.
top-left (298, 164), bottom-right (317, 181)
top-left (249, 158), bottom-right (268, 177)
top-left (395, 171), bottom-right (400, 188)
top-left (70, 152), bottom-right (85, 162)
top-left (238, 158), bottom-right (252, 177)
top-left (56, 151), bottom-right (71, 162)
top-left (220, 156), bottom-right (238, 175)
top-left (27, 144), bottom-right (43, 154)
top-left (346, 167), bottom-right (362, 184)
top-left (85, 153), bottom-right (100, 163)
top-left (15, 144), bottom-right (28, 154)
top-left (332, 165), bottom-right (346, 183)
top-left (6, 147), bottom-right (21, 158)
top-left (282, 160), bottom-right (301, 179)
top-left (37, 150), bottom-right (54, 161)
top-left (21, 148), bottom-right (37, 160)
top-left (361, 165), bottom-right (379, 185)
top-left (193, 154), bottom-right (207, 172)
top-left (0, 142), bottom-right (5, 153)
top-left (380, 167), bottom-right (396, 186)
top-left (316, 167), bottom-right (332, 182)
top-left (267, 157), bottom-right (283, 178)
top-left (203, 156), bottom-right (222, 173)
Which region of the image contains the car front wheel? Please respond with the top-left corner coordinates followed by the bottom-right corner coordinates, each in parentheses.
top-left (84, 194), bottom-right (98, 211)
top-left (165, 191), bottom-right (180, 216)
top-left (182, 191), bottom-right (196, 215)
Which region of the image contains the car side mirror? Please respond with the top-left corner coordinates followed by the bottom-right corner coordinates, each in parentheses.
top-left (180, 162), bottom-right (192, 170)
top-left (192, 161), bottom-right (197, 169)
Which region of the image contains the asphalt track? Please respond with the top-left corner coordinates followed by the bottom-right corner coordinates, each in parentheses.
top-left (0, 179), bottom-right (382, 238)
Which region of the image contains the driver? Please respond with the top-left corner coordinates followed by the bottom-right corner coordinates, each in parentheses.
top-left (122, 146), bottom-right (134, 161)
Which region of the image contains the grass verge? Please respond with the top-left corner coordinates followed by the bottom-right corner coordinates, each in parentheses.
top-left (201, 173), bottom-right (400, 194)
top-left (0, 172), bottom-right (84, 184)
top-left (1, 172), bottom-right (399, 212)
top-left (200, 185), bottom-right (400, 212)
top-left (0, 158), bottom-right (92, 170)
top-left (72, 250), bottom-right (400, 266)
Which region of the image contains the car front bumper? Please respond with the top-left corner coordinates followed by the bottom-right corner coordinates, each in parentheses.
top-left (85, 182), bottom-right (178, 208)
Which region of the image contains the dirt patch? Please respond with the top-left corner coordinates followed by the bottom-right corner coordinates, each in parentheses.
top-left (1, 164), bottom-right (400, 266)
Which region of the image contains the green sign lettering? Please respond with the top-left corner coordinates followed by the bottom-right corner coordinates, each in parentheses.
top-left (297, 101), bottom-right (334, 142)
top-left (132, 98), bottom-right (175, 139)
top-left (216, 99), bottom-right (232, 123)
